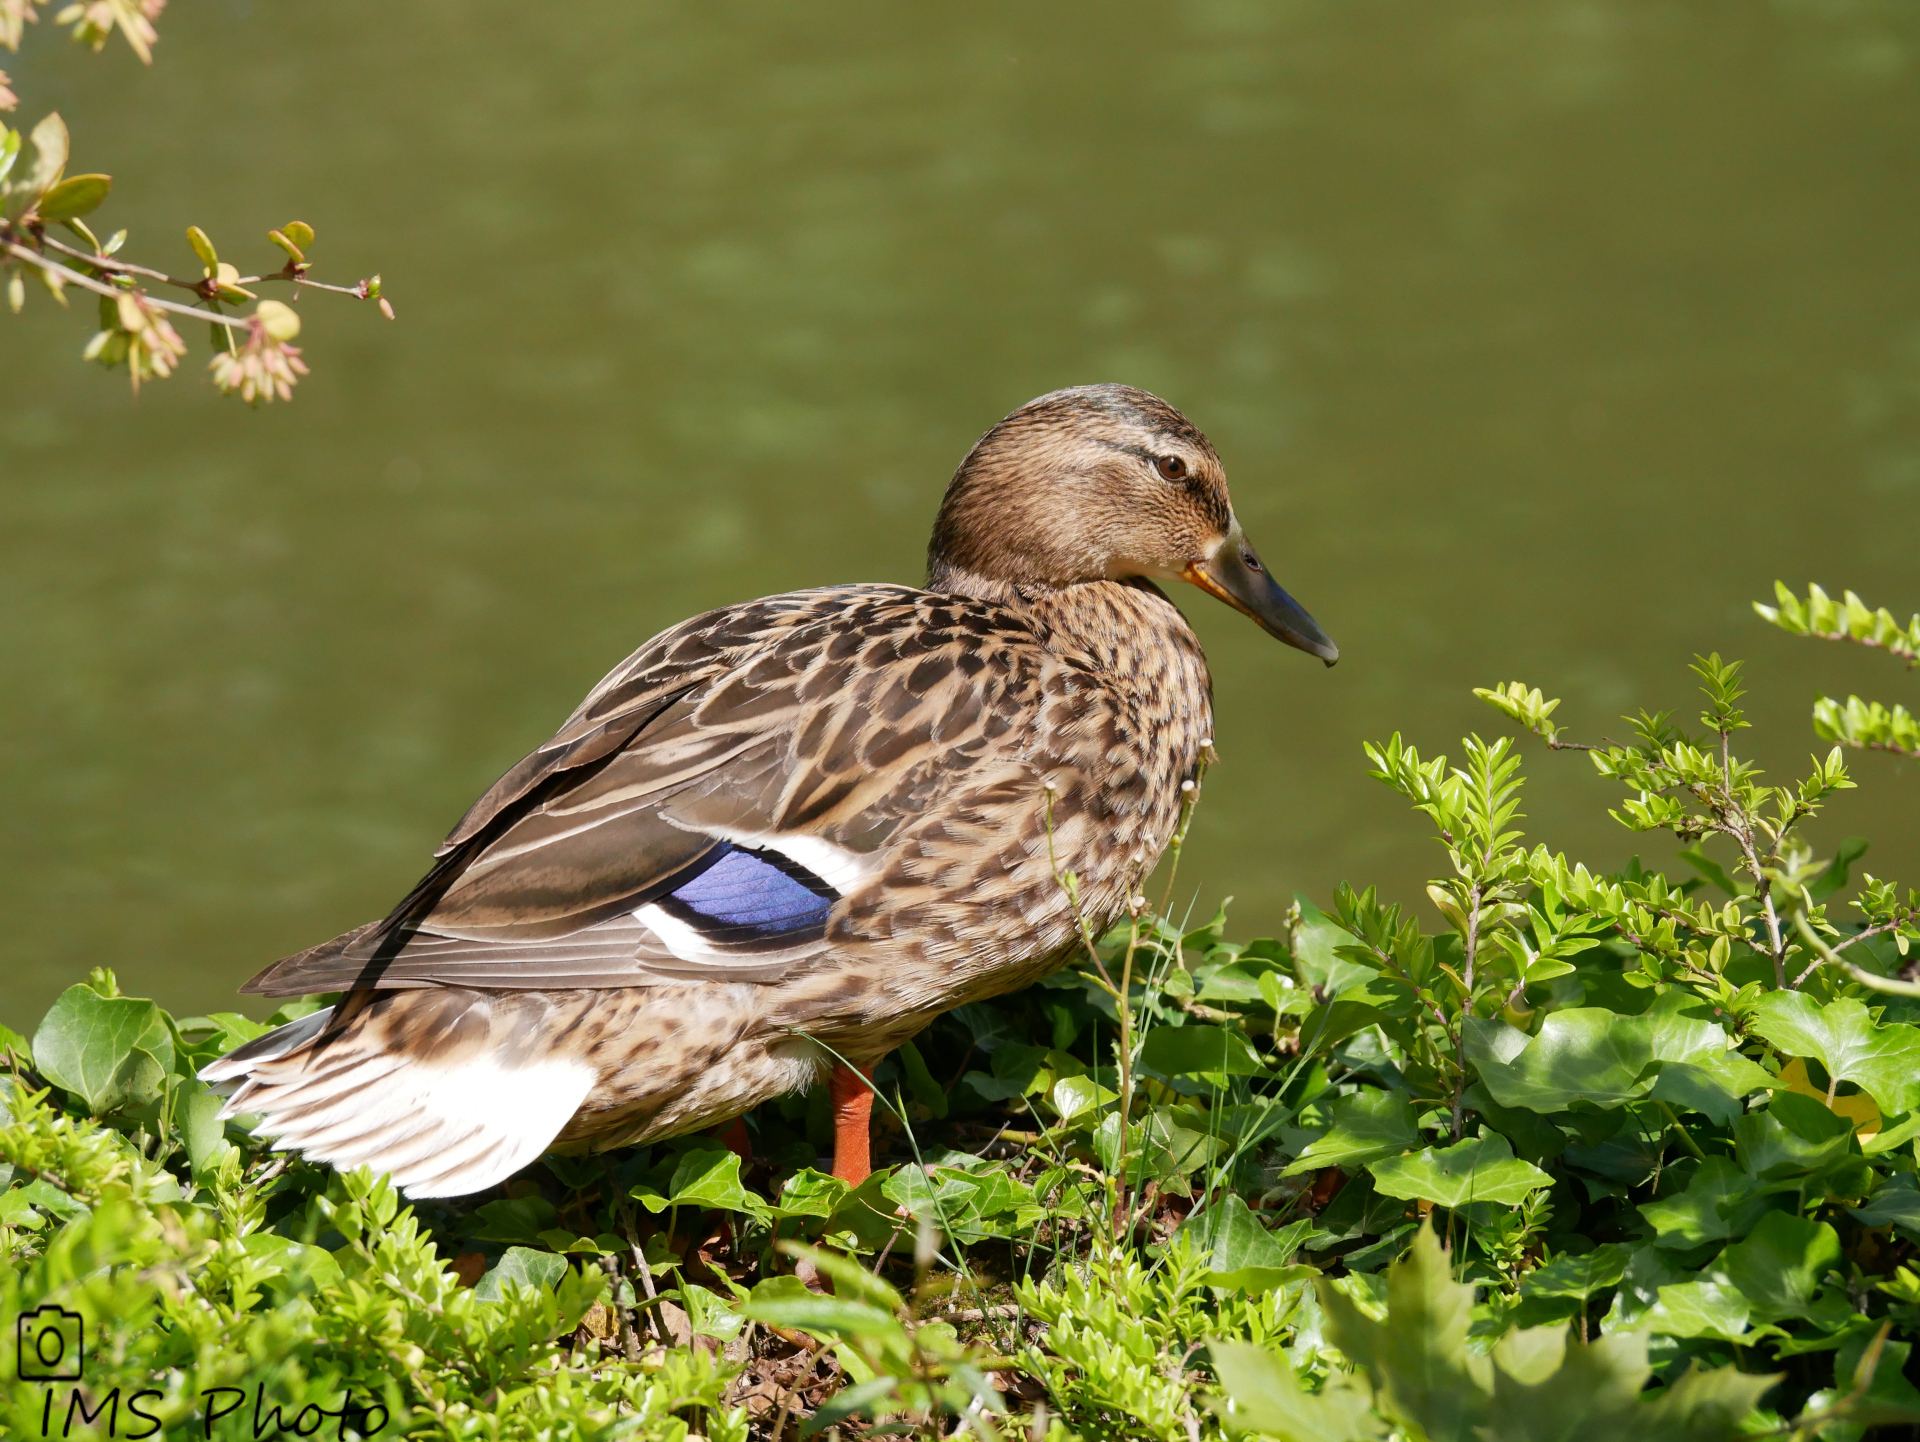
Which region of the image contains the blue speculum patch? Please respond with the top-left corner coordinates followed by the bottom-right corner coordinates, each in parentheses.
top-left (665, 843), bottom-right (833, 939)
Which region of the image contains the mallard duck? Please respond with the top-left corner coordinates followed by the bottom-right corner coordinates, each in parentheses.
top-left (201, 384), bottom-right (1336, 1198)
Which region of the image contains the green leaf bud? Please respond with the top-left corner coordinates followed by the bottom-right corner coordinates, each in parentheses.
top-left (186, 224), bottom-right (218, 271)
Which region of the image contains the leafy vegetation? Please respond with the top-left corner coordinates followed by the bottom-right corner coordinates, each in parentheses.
top-left (1, 1), bottom-right (388, 399)
top-left (8, 587), bottom-right (1920, 1441)
top-left (1758, 585), bottom-right (1920, 763)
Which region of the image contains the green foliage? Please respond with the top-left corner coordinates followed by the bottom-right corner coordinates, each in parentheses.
top-left (741, 1243), bottom-right (1004, 1438)
top-left (0, 1041), bottom-right (746, 1441)
top-left (1216, 1225), bottom-right (1776, 1442)
top-left (12, 596), bottom-right (1920, 1439)
top-left (1759, 583), bottom-right (1920, 666)
top-left (1367, 1133), bottom-right (1552, 1209)
top-left (31, 971), bottom-right (173, 1115)
top-left (1760, 583), bottom-right (1920, 762)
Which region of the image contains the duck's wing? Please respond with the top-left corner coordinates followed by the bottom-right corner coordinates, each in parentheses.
top-left (241, 585), bottom-right (1045, 997)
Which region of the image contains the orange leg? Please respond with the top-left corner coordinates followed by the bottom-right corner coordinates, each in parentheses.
top-left (829, 1062), bottom-right (875, 1185)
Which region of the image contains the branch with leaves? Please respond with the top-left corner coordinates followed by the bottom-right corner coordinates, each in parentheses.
top-left (1758, 582), bottom-right (1920, 761)
top-left (1, 3), bottom-right (389, 401)
top-left (1478, 653), bottom-right (1920, 1004)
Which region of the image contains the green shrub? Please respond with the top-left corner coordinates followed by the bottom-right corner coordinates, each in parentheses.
top-left (7, 585), bottom-right (1920, 1441)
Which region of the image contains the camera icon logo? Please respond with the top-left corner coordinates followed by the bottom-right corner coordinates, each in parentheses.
top-left (17, 1306), bottom-right (84, 1382)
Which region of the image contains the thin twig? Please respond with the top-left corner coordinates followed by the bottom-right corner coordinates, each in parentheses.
top-left (35, 231), bottom-right (377, 298)
top-left (625, 1227), bottom-right (663, 1343)
top-left (1793, 913), bottom-right (1920, 996)
top-left (4, 240), bottom-right (255, 328)
top-left (37, 234), bottom-right (191, 288)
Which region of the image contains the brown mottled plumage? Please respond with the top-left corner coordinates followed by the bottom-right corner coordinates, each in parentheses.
top-left (201, 385), bottom-right (1337, 1198)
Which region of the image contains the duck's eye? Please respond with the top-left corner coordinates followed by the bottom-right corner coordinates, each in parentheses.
top-left (1155, 455), bottom-right (1187, 481)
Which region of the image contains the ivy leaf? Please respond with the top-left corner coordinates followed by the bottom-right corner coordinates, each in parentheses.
top-left (1459, 1082), bottom-right (1568, 1163)
top-left (1637, 1156), bottom-right (1774, 1249)
top-left (1863, 1110), bottom-right (1920, 1157)
top-left (1720, 1211), bottom-right (1842, 1321)
top-left (1639, 1280), bottom-right (1753, 1342)
top-left (1775, 1056), bottom-right (1881, 1139)
top-left (1745, 992), bottom-right (1920, 1116)
top-left (1050, 1073), bottom-right (1116, 1124)
top-left (666, 1147), bottom-right (766, 1217)
top-left (1646, 1063), bottom-right (1743, 1126)
top-left (32, 982), bottom-right (174, 1115)
top-left (1850, 1173), bottom-right (1920, 1241)
top-left (1734, 1092), bottom-right (1855, 1179)
top-left (536, 1229), bottom-right (622, 1255)
top-left (1463, 1011), bottom-right (1652, 1113)
top-left (883, 1165), bottom-right (976, 1222)
top-left (463, 1195), bottom-right (559, 1245)
top-left (1299, 989), bottom-right (1397, 1054)
top-left (1369, 1132), bottom-right (1552, 1208)
top-left (766, 1168), bottom-right (848, 1222)
top-left (1600, 1246), bottom-right (1694, 1331)
top-left (1179, 1193), bottom-right (1318, 1291)
top-left (473, 1246), bottom-right (569, 1301)
top-left (1282, 1087), bottom-right (1422, 1176)
top-left (1640, 996), bottom-right (1773, 1124)
top-left (1138, 1023), bottom-right (1266, 1077)
top-left (242, 1233), bottom-right (342, 1295)
top-left (678, 1281), bottom-right (746, 1341)
top-left (963, 1039), bottom-right (1047, 1100)
top-left (820, 1169), bottom-right (899, 1251)
top-left (1130, 1106), bottom-right (1228, 1181)
top-left (895, 1039), bottom-right (948, 1118)
top-left (1651, 1370), bottom-right (1784, 1439)
top-left (1518, 1243), bottom-right (1632, 1302)
top-left (1196, 954), bottom-right (1287, 1004)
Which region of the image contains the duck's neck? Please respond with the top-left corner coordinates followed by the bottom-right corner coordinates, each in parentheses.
top-left (927, 564), bottom-right (1212, 702)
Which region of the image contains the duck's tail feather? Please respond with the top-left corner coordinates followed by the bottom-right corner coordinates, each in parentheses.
top-left (198, 991), bottom-right (596, 1199)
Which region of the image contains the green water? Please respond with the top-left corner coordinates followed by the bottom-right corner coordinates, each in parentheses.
top-left (4, 1), bottom-right (1918, 1029)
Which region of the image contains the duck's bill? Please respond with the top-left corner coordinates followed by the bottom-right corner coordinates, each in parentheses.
top-left (1182, 538), bottom-right (1339, 666)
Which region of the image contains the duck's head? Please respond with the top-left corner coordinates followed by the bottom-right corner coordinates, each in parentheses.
top-left (927, 384), bottom-right (1338, 665)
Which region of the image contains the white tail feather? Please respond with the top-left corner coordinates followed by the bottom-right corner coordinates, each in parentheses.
top-left (199, 1015), bottom-right (594, 1199)
top-left (199, 1008), bottom-right (335, 1091)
